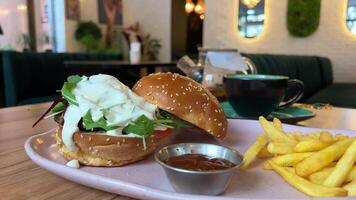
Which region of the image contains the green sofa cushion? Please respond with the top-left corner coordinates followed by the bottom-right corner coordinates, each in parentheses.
top-left (2, 51), bottom-right (122, 107)
top-left (306, 83), bottom-right (356, 108)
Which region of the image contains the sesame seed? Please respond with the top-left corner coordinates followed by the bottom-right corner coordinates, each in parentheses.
top-left (149, 86), bottom-right (153, 88)
top-left (217, 134), bottom-right (221, 137)
top-left (214, 118), bottom-right (217, 121)
top-left (182, 92), bottom-right (186, 95)
top-left (137, 143), bottom-right (140, 147)
top-left (215, 109), bottom-right (218, 113)
top-left (208, 118), bottom-right (211, 121)
top-left (88, 137), bottom-right (92, 142)
top-left (80, 134), bottom-right (83, 138)
top-left (106, 138), bottom-right (111, 142)
top-left (89, 147), bottom-right (93, 151)
top-left (196, 101), bottom-right (199, 104)
top-left (117, 142), bottom-right (121, 145)
top-left (218, 123), bottom-right (222, 126)
top-left (156, 86), bottom-right (159, 88)
top-left (189, 109), bottom-right (193, 112)
top-left (175, 93), bottom-right (179, 96)
top-left (173, 99), bottom-right (176, 103)
top-left (123, 139), bottom-right (126, 143)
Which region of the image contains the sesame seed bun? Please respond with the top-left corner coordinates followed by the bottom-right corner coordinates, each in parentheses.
top-left (56, 127), bottom-right (167, 167)
top-left (133, 72), bottom-right (228, 139)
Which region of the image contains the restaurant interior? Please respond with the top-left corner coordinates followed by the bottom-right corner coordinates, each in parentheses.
top-left (1, 0), bottom-right (356, 199)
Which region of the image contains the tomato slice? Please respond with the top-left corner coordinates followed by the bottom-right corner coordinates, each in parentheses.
top-left (153, 129), bottom-right (172, 138)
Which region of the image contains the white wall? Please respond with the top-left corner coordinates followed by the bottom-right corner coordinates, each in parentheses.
top-left (204, 0), bottom-right (356, 82)
top-left (123, 0), bottom-right (171, 61)
top-left (0, 0), bottom-right (29, 50)
top-left (64, 0), bottom-right (172, 61)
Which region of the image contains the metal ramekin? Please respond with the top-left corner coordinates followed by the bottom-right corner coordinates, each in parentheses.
top-left (154, 143), bottom-right (243, 195)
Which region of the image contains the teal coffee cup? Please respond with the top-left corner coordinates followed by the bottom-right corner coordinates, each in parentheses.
top-left (223, 74), bottom-right (304, 118)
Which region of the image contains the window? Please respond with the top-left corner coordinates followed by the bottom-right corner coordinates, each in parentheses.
top-left (346, 0), bottom-right (356, 34)
top-left (238, 0), bottom-right (265, 38)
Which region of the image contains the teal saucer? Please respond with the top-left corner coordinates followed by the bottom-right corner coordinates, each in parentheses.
top-left (221, 101), bottom-right (315, 123)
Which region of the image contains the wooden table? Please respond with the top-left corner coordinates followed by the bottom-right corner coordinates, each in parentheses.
top-left (1, 103), bottom-right (356, 199)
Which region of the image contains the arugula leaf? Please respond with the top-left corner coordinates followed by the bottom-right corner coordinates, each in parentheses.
top-left (52, 102), bottom-right (65, 113)
top-left (123, 115), bottom-right (154, 136)
top-left (61, 75), bottom-right (83, 106)
top-left (82, 111), bottom-right (118, 131)
top-left (61, 82), bottom-right (78, 105)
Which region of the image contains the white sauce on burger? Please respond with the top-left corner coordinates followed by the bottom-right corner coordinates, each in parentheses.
top-left (62, 74), bottom-right (157, 151)
top-left (66, 159), bottom-right (80, 168)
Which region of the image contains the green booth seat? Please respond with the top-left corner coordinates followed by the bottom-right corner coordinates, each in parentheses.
top-left (305, 83), bottom-right (356, 108)
top-left (242, 53), bottom-right (356, 109)
top-left (1, 51), bottom-right (122, 107)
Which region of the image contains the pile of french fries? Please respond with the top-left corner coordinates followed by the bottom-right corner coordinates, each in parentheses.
top-left (240, 116), bottom-right (356, 197)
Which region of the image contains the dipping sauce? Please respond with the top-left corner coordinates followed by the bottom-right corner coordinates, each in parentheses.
top-left (164, 154), bottom-right (236, 171)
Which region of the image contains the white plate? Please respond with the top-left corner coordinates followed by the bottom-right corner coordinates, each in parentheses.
top-left (24, 119), bottom-right (355, 200)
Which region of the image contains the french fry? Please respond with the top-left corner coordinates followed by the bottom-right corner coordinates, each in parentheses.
top-left (347, 166), bottom-right (356, 182)
top-left (262, 152), bottom-right (313, 170)
top-left (298, 135), bottom-right (317, 141)
top-left (294, 139), bottom-right (330, 152)
top-left (343, 179), bottom-right (356, 197)
top-left (309, 167), bottom-right (335, 184)
top-left (273, 118), bottom-right (283, 132)
top-left (334, 134), bottom-right (349, 141)
top-left (271, 152), bottom-right (313, 167)
top-left (309, 166), bottom-right (356, 184)
top-left (262, 160), bottom-right (273, 170)
top-left (323, 139), bottom-right (356, 187)
top-left (308, 132), bottom-right (321, 139)
top-left (295, 139), bottom-right (353, 177)
top-left (240, 134), bottom-right (269, 170)
top-left (327, 162), bottom-right (338, 168)
top-left (269, 161), bottom-right (347, 197)
top-left (267, 142), bottom-right (295, 155)
top-left (286, 133), bottom-right (296, 140)
top-left (319, 131), bottom-right (335, 143)
top-left (293, 131), bottom-right (303, 141)
top-left (257, 146), bottom-right (273, 158)
top-left (259, 116), bottom-right (297, 144)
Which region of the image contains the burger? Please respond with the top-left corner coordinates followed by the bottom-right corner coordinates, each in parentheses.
top-left (33, 73), bottom-right (227, 167)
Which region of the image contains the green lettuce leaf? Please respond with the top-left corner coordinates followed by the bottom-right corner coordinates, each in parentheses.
top-left (82, 111), bottom-right (118, 131)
